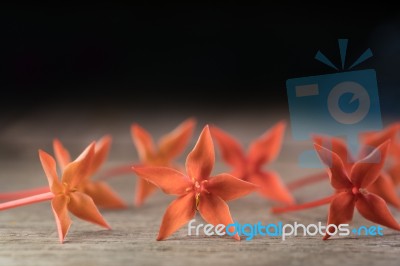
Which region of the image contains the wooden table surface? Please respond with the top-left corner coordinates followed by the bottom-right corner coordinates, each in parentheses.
top-left (1, 107), bottom-right (399, 266)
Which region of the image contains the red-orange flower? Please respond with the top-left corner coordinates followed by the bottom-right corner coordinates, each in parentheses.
top-left (53, 137), bottom-right (126, 209)
top-left (210, 121), bottom-right (294, 204)
top-left (0, 137), bottom-right (126, 209)
top-left (313, 135), bottom-right (400, 208)
top-left (314, 141), bottom-right (400, 240)
top-left (39, 142), bottom-right (111, 243)
top-left (131, 118), bottom-right (196, 206)
top-left (132, 126), bottom-right (256, 240)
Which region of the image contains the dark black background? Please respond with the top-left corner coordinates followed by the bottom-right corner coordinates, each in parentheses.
top-left (1, 4), bottom-right (400, 115)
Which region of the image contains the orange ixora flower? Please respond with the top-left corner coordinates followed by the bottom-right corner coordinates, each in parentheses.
top-left (53, 137), bottom-right (126, 209)
top-left (132, 126), bottom-right (256, 241)
top-left (0, 142), bottom-right (111, 243)
top-left (0, 137), bottom-right (126, 209)
top-left (131, 118), bottom-right (196, 206)
top-left (287, 134), bottom-right (400, 208)
top-left (210, 121), bottom-right (294, 204)
top-left (316, 135), bottom-right (400, 208)
top-left (273, 141), bottom-right (400, 240)
top-left (315, 141), bottom-right (400, 239)
top-left (40, 143), bottom-right (111, 243)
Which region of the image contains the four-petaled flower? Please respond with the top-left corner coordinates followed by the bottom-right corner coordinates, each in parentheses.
top-left (313, 135), bottom-right (400, 208)
top-left (39, 142), bottom-right (111, 243)
top-left (314, 141), bottom-right (400, 240)
top-left (131, 118), bottom-right (196, 206)
top-left (53, 136), bottom-right (126, 209)
top-left (210, 121), bottom-right (294, 204)
top-left (133, 126), bottom-right (256, 240)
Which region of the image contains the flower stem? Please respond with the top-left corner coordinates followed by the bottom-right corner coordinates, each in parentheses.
top-left (97, 164), bottom-right (138, 180)
top-left (271, 195), bottom-right (335, 214)
top-left (0, 192), bottom-right (54, 211)
top-left (0, 187), bottom-right (50, 201)
top-left (287, 171), bottom-right (328, 191)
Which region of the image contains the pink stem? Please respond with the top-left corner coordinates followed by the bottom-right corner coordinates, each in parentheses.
top-left (97, 164), bottom-right (139, 181)
top-left (0, 187), bottom-right (50, 201)
top-left (0, 163), bottom-right (139, 201)
top-left (0, 192), bottom-right (54, 211)
top-left (287, 171), bottom-right (328, 191)
top-left (271, 195), bottom-right (335, 214)
top-left (0, 164), bottom-right (139, 201)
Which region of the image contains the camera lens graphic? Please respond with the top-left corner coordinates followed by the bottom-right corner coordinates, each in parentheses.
top-left (327, 81), bottom-right (371, 125)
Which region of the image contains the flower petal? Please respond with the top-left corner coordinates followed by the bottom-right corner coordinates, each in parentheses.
top-left (350, 141), bottom-right (390, 188)
top-left (367, 172), bottom-right (400, 209)
top-left (131, 124), bottom-right (156, 162)
top-left (132, 166), bottom-right (192, 195)
top-left (134, 177), bottom-right (158, 206)
top-left (247, 121), bottom-right (286, 167)
top-left (388, 163), bottom-right (400, 185)
top-left (39, 150), bottom-right (62, 194)
top-left (82, 181), bottom-right (126, 209)
top-left (313, 135), bottom-right (353, 171)
top-left (323, 192), bottom-right (355, 240)
top-left (158, 118), bottom-right (196, 160)
top-left (88, 135), bottom-right (112, 177)
top-left (68, 192), bottom-right (110, 229)
top-left (356, 192), bottom-right (400, 231)
top-left (207, 173), bottom-right (257, 201)
top-left (62, 142), bottom-right (95, 188)
top-left (248, 171), bottom-right (294, 204)
top-left (186, 125), bottom-right (215, 181)
top-left (360, 123), bottom-right (399, 156)
top-left (53, 139), bottom-right (71, 171)
top-left (198, 193), bottom-right (239, 240)
top-left (210, 126), bottom-right (246, 169)
top-left (157, 192), bottom-right (196, 240)
top-left (391, 140), bottom-right (400, 160)
top-left (314, 144), bottom-right (352, 190)
top-left (51, 195), bottom-right (71, 243)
